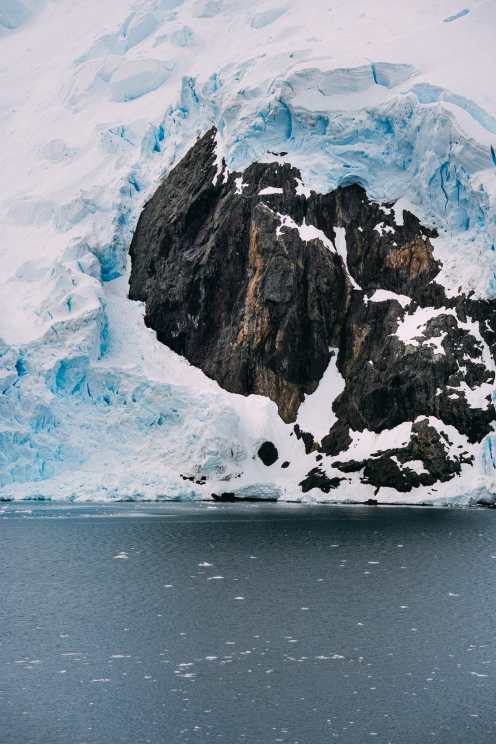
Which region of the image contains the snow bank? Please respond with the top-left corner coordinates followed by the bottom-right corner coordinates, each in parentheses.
top-left (110, 60), bottom-right (174, 102)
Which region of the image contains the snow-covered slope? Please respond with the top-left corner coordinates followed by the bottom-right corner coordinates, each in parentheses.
top-left (1, 0), bottom-right (495, 503)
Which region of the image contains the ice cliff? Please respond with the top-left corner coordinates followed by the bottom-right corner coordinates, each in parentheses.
top-left (1, 0), bottom-right (496, 504)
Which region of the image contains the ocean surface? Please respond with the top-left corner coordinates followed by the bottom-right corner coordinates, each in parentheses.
top-left (1, 501), bottom-right (496, 744)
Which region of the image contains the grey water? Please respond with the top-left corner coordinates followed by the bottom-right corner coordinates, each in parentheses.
top-left (1, 502), bottom-right (496, 744)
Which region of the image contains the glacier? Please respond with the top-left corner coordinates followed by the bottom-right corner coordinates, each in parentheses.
top-left (1, 0), bottom-right (496, 503)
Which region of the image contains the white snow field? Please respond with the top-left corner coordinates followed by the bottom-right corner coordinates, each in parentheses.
top-left (1, 0), bottom-right (496, 503)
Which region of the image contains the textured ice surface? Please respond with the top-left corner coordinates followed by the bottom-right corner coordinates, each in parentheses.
top-left (1, 0), bottom-right (496, 502)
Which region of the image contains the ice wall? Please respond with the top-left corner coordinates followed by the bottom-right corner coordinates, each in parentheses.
top-left (1, 0), bottom-right (495, 502)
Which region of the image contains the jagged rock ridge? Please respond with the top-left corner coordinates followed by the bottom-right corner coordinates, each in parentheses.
top-left (129, 128), bottom-right (496, 494)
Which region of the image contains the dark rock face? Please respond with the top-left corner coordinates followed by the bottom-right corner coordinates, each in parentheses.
top-left (333, 420), bottom-right (474, 492)
top-left (299, 468), bottom-right (343, 493)
top-left (211, 492), bottom-right (277, 503)
top-left (129, 127), bottom-right (350, 422)
top-left (129, 128), bottom-right (496, 495)
top-left (258, 441), bottom-right (279, 466)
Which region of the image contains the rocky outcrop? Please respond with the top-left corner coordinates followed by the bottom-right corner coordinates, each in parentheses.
top-left (333, 419), bottom-right (475, 492)
top-left (129, 128), bottom-right (350, 422)
top-left (258, 441), bottom-right (279, 466)
top-left (129, 128), bottom-right (496, 495)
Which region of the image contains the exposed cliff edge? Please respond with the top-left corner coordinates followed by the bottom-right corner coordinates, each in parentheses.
top-left (129, 128), bottom-right (496, 498)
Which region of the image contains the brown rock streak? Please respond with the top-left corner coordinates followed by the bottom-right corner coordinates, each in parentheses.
top-left (385, 238), bottom-right (436, 278)
top-left (236, 222), bottom-right (269, 348)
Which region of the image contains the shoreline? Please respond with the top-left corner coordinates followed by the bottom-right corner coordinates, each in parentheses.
top-left (1, 497), bottom-right (495, 511)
